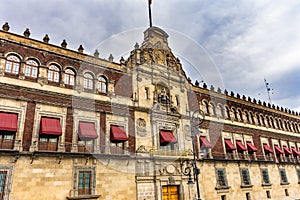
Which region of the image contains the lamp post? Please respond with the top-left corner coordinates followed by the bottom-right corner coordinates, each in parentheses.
top-left (181, 110), bottom-right (205, 200)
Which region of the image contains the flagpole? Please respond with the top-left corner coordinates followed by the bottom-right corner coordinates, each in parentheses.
top-left (148, 0), bottom-right (153, 27)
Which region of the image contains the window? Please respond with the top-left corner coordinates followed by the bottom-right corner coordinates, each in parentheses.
top-left (77, 121), bottom-right (98, 153)
top-left (73, 166), bottom-right (96, 197)
top-left (64, 68), bottom-right (75, 86)
top-left (266, 191), bottom-right (271, 199)
top-left (261, 169), bottom-right (271, 185)
top-left (279, 168), bottom-right (289, 184)
top-left (215, 168), bottom-right (228, 189)
top-left (246, 192), bottom-right (251, 200)
top-left (145, 87), bottom-right (149, 99)
top-left (159, 130), bottom-right (177, 150)
top-left (240, 168), bottom-right (251, 186)
top-left (221, 195), bottom-right (226, 200)
top-left (225, 106), bottom-right (230, 119)
top-left (78, 171), bottom-right (92, 195)
top-left (25, 59), bottom-right (38, 78)
top-left (0, 132), bottom-right (15, 150)
top-left (83, 73), bottom-right (94, 90)
top-left (218, 105), bottom-right (224, 118)
top-left (97, 76), bottom-right (107, 93)
top-left (0, 166), bottom-right (13, 200)
top-left (38, 117), bottom-right (62, 151)
top-left (285, 189), bottom-right (289, 196)
top-left (0, 112), bottom-right (18, 150)
top-left (5, 55), bottom-right (20, 74)
top-left (0, 171), bottom-right (7, 199)
top-left (48, 64), bottom-right (60, 83)
top-left (110, 125), bottom-right (128, 154)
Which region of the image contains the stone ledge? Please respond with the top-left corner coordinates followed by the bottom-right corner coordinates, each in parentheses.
top-left (66, 195), bottom-right (101, 200)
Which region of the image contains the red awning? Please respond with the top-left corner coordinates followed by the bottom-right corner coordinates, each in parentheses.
top-left (0, 112), bottom-right (18, 131)
top-left (236, 141), bottom-right (247, 151)
top-left (274, 145), bottom-right (284, 154)
top-left (110, 125), bottom-right (128, 143)
top-left (263, 144), bottom-right (273, 153)
top-left (159, 130), bottom-right (177, 146)
top-left (224, 139), bottom-right (236, 150)
top-left (200, 136), bottom-right (213, 148)
top-left (246, 142), bottom-right (258, 152)
top-left (283, 146), bottom-right (292, 155)
top-left (40, 117), bottom-right (62, 136)
top-left (78, 122), bottom-right (98, 139)
top-left (291, 148), bottom-right (300, 156)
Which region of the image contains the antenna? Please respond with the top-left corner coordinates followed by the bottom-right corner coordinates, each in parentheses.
top-left (264, 78), bottom-right (273, 104)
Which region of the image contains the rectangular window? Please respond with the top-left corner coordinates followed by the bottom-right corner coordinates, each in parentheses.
top-left (0, 171), bottom-right (7, 199)
top-left (73, 166), bottom-right (96, 197)
top-left (240, 168), bottom-right (251, 186)
top-left (78, 171), bottom-right (91, 195)
top-left (221, 195), bottom-right (226, 200)
top-left (246, 192), bottom-right (251, 200)
top-left (144, 87), bottom-right (149, 99)
top-left (0, 166), bottom-right (13, 200)
top-left (216, 168), bottom-right (228, 188)
top-left (279, 168), bottom-right (289, 184)
top-left (266, 190), bottom-right (271, 198)
top-left (261, 169), bottom-right (271, 185)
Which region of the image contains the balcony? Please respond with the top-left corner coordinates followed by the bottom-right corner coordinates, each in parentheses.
top-left (0, 138), bottom-right (14, 150)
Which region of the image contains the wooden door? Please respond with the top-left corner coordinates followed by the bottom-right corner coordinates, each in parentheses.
top-left (162, 185), bottom-right (179, 200)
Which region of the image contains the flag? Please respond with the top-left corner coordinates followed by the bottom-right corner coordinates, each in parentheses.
top-left (149, 0), bottom-right (152, 4)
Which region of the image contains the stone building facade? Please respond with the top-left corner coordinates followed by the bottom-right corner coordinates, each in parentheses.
top-left (0, 22), bottom-right (300, 200)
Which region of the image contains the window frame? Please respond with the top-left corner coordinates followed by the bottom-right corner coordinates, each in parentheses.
top-left (97, 76), bottom-right (107, 94)
top-left (215, 168), bottom-right (229, 189)
top-left (64, 68), bottom-right (76, 86)
top-left (279, 168), bottom-right (289, 185)
top-left (25, 59), bottom-right (39, 78)
top-left (261, 168), bottom-right (271, 186)
top-left (47, 64), bottom-right (60, 83)
top-left (5, 54), bottom-right (21, 75)
top-left (73, 166), bottom-right (96, 197)
top-left (83, 73), bottom-right (94, 90)
top-left (0, 166), bottom-right (13, 200)
top-left (240, 168), bottom-right (252, 187)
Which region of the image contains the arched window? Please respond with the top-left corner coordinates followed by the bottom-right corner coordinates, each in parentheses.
top-left (97, 76), bottom-right (107, 93)
top-left (237, 109), bottom-right (243, 121)
top-left (217, 104), bottom-right (224, 118)
top-left (209, 103), bottom-right (216, 116)
top-left (83, 73), bottom-right (94, 90)
top-left (245, 111), bottom-right (250, 123)
top-left (64, 68), bottom-right (75, 86)
top-left (5, 54), bottom-right (20, 74)
top-left (225, 106), bottom-right (231, 119)
top-left (48, 64), bottom-right (60, 83)
top-left (203, 101), bottom-right (209, 114)
top-left (279, 119), bottom-right (283, 130)
top-left (232, 108), bottom-right (238, 120)
top-left (260, 115), bottom-right (265, 126)
top-left (250, 112), bottom-right (255, 124)
top-left (256, 114), bottom-right (261, 125)
top-left (25, 59), bottom-right (38, 78)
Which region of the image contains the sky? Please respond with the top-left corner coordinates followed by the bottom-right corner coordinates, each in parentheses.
top-left (1, 0), bottom-right (300, 111)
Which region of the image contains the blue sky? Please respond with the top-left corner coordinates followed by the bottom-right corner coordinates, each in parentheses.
top-left (1, 0), bottom-right (300, 111)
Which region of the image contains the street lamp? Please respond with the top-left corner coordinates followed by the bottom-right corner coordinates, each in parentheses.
top-left (181, 110), bottom-right (205, 200)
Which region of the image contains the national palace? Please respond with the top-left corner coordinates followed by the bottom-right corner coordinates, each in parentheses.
top-left (0, 22), bottom-right (300, 200)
